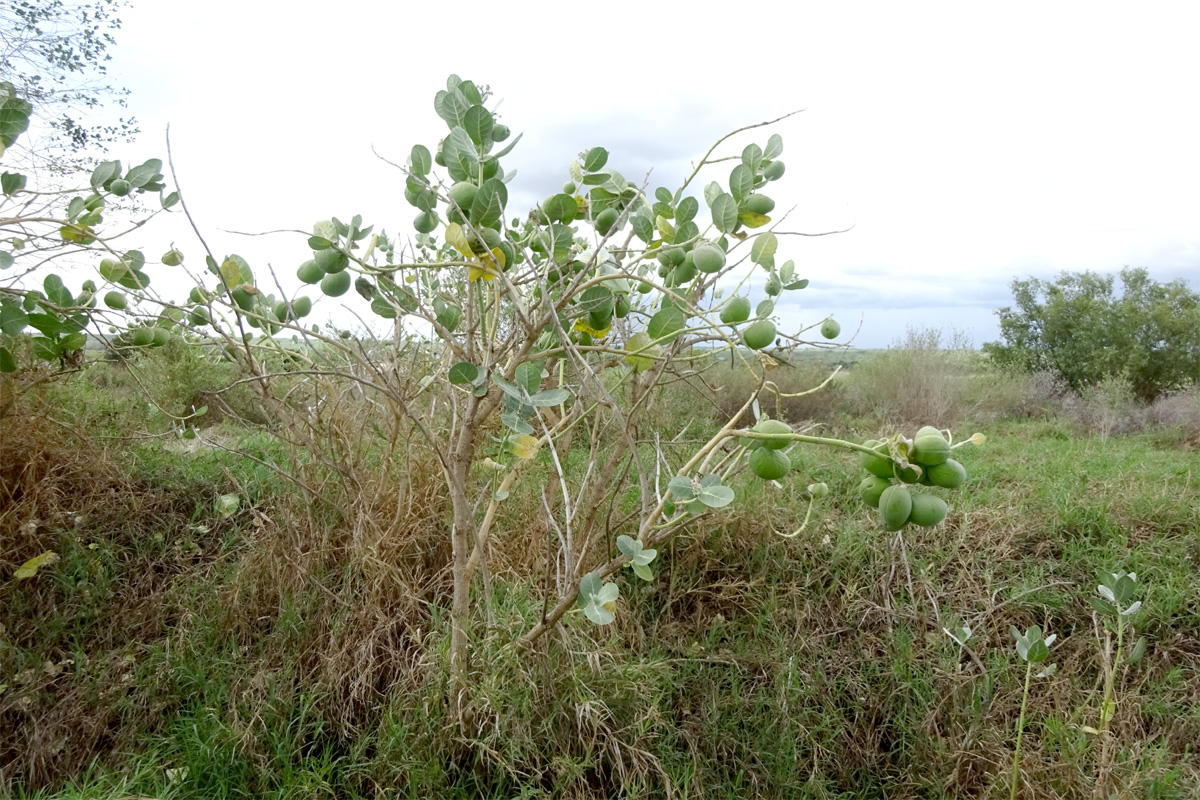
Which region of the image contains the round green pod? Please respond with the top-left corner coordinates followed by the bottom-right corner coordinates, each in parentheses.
top-left (908, 493), bottom-right (948, 527)
top-left (753, 418), bottom-right (793, 450)
top-left (879, 485), bottom-right (913, 531)
top-left (858, 441), bottom-right (895, 479)
top-left (721, 296), bottom-right (752, 324)
top-left (859, 476), bottom-right (892, 508)
top-left (742, 319), bottom-right (776, 350)
top-left (911, 432), bottom-right (951, 467)
top-left (692, 243), bottom-right (726, 274)
top-left (320, 270), bottom-right (351, 297)
top-left (742, 194), bottom-right (775, 215)
top-left (315, 248), bottom-right (349, 274)
top-left (926, 458), bottom-right (967, 489)
top-left (297, 259), bottom-right (324, 284)
top-left (749, 447), bottom-right (790, 481)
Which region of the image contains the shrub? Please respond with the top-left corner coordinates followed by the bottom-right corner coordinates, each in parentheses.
top-left (843, 327), bottom-right (976, 425)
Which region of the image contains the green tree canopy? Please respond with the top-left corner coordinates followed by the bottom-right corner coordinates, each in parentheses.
top-left (983, 268), bottom-right (1200, 401)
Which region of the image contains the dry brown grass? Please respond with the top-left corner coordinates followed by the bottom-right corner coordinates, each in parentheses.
top-left (0, 406), bottom-right (234, 791)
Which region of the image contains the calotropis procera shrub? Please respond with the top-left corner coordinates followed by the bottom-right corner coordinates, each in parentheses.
top-left (2, 75), bottom-right (984, 683)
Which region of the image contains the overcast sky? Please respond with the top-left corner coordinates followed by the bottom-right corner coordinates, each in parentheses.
top-left (93, 0), bottom-right (1200, 348)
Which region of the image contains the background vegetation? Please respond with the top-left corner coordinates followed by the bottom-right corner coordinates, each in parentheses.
top-left (3, 334), bottom-right (1198, 799)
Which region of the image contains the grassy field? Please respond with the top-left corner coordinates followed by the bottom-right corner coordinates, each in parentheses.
top-left (1, 346), bottom-right (1198, 799)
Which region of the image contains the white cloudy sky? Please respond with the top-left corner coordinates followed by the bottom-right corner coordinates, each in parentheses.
top-left (87, 0), bottom-right (1200, 348)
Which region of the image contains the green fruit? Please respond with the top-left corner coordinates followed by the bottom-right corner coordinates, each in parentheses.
top-left (587, 309), bottom-right (612, 332)
top-left (230, 285), bottom-right (256, 312)
top-left (413, 211), bottom-right (438, 234)
top-left (562, 181), bottom-right (577, 194)
top-left (320, 270), bottom-right (351, 297)
top-left (292, 296), bottom-right (312, 318)
top-left (879, 485), bottom-right (913, 531)
top-left (149, 328), bottom-right (171, 347)
top-left (915, 425), bottom-right (942, 438)
top-left (595, 207), bottom-right (619, 235)
top-left (448, 181), bottom-right (478, 210)
top-left (161, 249), bottom-right (183, 266)
top-left (103, 291), bottom-right (127, 310)
top-left (671, 258), bottom-right (697, 285)
top-left (492, 124), bottom-right (510, 142)
top-left (130, 328), bottom-right (155, 346)
top-left (897, 463), bottom-right (923, 484)
top-left (926, 458), bottom-right (967, 489)
top-left (908, 493), bottom-right (948, 527)
top-left (749, 447), bottom-right (790, 481)
top-left (315, 248), bottom-right (348, 274)
top-left (859, 476), bottom-right (892, 508)
top-left (692, 243), bottom-right (726, 274)
top-left (188, 309), bottom-right (210, 326)
top-left (720, 296), bottom-right (752, 324)
top-left (665, 247), bottom-right (686, 267)
top-left (742, 194), bottom-right (775, 215)
top-left (109, 179), bottom-right (132, 197)
top-left (614, 294), bottom-right (631, 318)
top-left (911, 432), bottom-right (951, 467)
top-left (638, 281), bottom-right (653, 294)
top-left (742, 319), bottom-right (776, 350)
top-left (297, 259), bottom-right (324, 284)
top-left (820, 318), bottom-right (840, 339)
top-left (753, 418), bottom-right (792, 450)
top-left (858, 440), bottom-right (895, 479)
top-left (763, 160), bottom-right (786, 181)
top-left (274, 300), bottom-right (289, 322)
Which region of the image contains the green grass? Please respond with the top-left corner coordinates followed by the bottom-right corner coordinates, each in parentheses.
top-left (4, 364), bottom-right (1199, 799)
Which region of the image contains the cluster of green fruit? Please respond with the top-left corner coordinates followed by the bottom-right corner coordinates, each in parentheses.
top-left (857, 427), bottom-right (967, 531)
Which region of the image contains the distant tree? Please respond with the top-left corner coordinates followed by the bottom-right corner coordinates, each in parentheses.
top-left (984, 268), bottom-right (1200, 401)
top-left (0, 0), bottom-right (137, 172)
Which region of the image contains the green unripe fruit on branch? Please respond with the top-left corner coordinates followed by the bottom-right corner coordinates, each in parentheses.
top-left (161, 249), bottom-right (184, 266)
top-left (926, 458), bottom-right (967, 489)
top-left (448, 182), bottom-right (478, 211)
top-left (692, 243), bottom-right (726, 274)
top-left (753, 418), bottom-right (793, 450)
top-left (763, 160), bottom-right (786, 181)
top-left (108, 179), bottom-right (132, 197)
top-left (292, 296), bottom-right (312, 318)
top-left (413, 211), bottom-right (438, 234)
top-left (595, 208), bottom-right (619, 236)
top-left (315, 248), bottom-right (349, 274)
top-left (808, 482), bottom-right (829, 498)
top-left (230, 285), bottom-right (256, 312)
top-left (297, 259), bottom-right (324, 284)
top-left (721, 296), bottom-right (751, 324)
top-left (320, 270), bottom-right (351, 297)
top-left (820, 318), bottom-right (840, 339)
top-left (859, 440), bottom-right (895, 479)
top-left (859, 476), bottom-right (891, 508)
top-left (492, 124), bottom-right (510, 142)
top-left (907, 493), bottom-right (948, 527)
top-left (911, 432), bottom-right (951, 467)
top-left (742, 319), bottom-right (776, 350)
top-left (749, 447), bottom-right (790, 481)
top-left (879, 485), bottom-right (913, 531)
top-left (103, 291), bottom-right (127, 310)
top-left (742, 194), bottom-right (775, 215)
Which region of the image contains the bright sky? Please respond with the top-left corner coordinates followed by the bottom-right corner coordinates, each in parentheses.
top-left (94, 0), bottom-right (1200, 348)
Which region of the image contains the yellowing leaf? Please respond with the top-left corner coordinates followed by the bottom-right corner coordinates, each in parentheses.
top-left (468, 262), bottom-right (497, 282)
top-left (573, 317), bottom-right (611, 339)
top-left (219, 259), bottom-right (242, 287)
top-left (738, 212), bottom-right (771, 229)
top-left (512, 434), bottom-right (540, 459)
top-left (481, 246), bottom-right (506, 271)
top-left (655, 215), bottom-right (675, 241)
top-left (14, 550), bottom-right (58, 580)
top-left (445, 222), bottom-right (473, 257)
